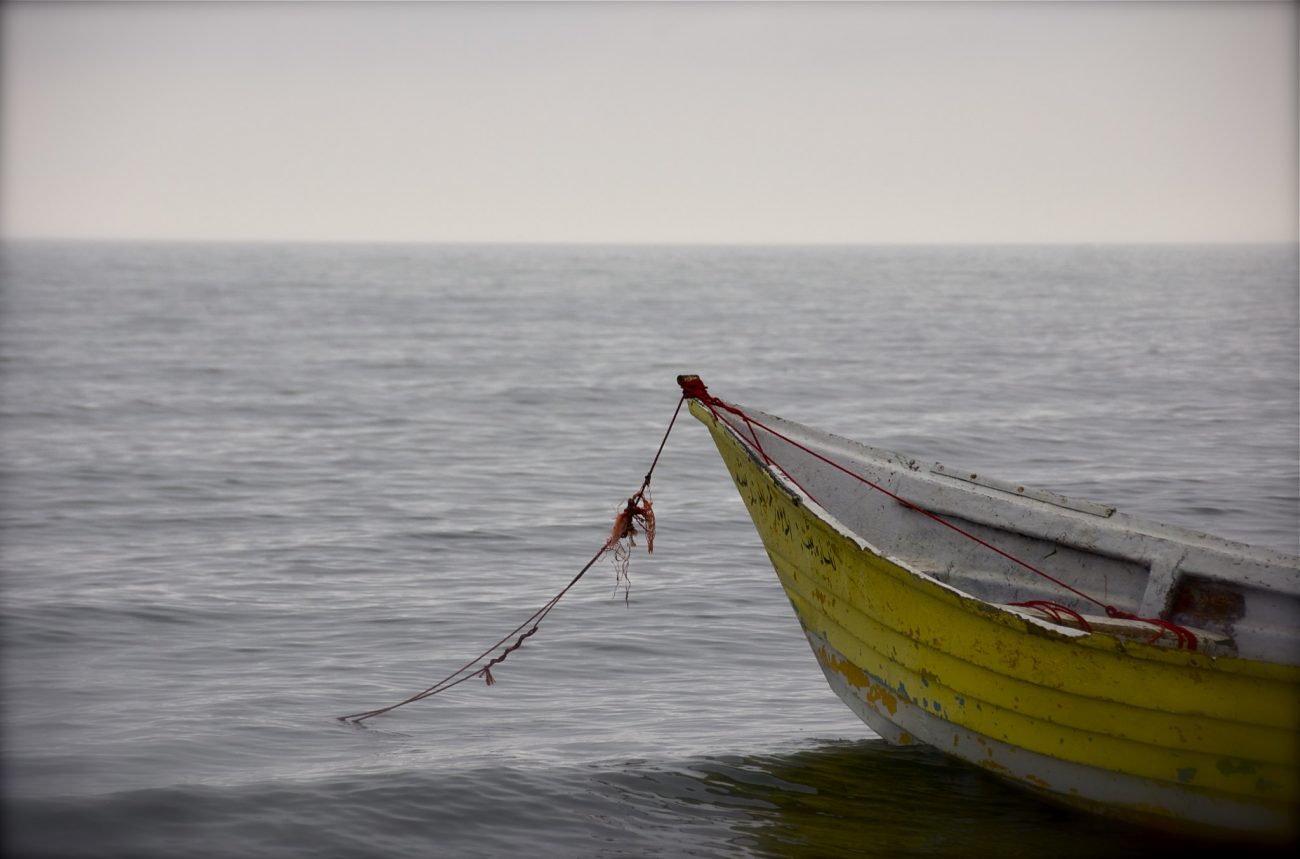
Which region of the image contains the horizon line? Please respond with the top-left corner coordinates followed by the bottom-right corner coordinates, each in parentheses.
top-left (3, 236), bottom-right (1297, 249)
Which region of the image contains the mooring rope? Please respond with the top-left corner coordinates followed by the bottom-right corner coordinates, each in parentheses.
top-left (338, 392), bottom-right (687, 724)
top-left (342, 377), bottom-right (1197, 725)
top-left (677, 375), bottom-right (1198, 650)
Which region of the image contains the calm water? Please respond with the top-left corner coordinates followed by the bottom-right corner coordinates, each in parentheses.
top-left (2, 242), bottom-right (1296, 857)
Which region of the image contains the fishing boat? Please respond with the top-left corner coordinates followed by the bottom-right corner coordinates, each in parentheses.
top-left (678, 375), bottom-right (1300, 840)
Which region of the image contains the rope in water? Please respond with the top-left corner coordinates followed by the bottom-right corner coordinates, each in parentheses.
top-left (677, 375), bottom-right (1197, 650)
top-left (338, 393), bottom-right (689, 724)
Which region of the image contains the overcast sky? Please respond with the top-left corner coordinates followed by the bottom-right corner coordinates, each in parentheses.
top-left (2, 1), bottom-right (1295, 244)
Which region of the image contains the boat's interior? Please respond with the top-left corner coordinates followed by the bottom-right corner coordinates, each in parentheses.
top-left (726, 406), bottom-right (1300, 665)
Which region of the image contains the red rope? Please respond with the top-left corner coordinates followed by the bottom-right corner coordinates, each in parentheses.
top-left (1103, 606), bottom-right (1199, 648)
top-left (678, 376), bottom-right (1197, 651)
top-left (1009, 600), bottom-right (1093, 632)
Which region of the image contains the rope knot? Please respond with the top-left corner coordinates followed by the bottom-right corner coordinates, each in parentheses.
top-left (677, 374), bottom-right (712, 403)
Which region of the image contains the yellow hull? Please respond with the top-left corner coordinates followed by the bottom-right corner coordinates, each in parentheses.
top-left (691, 399), bottom-right (1300, 838)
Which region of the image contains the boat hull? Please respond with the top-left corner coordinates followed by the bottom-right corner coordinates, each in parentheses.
top-left (690, 399), bottom-right (1300, 839)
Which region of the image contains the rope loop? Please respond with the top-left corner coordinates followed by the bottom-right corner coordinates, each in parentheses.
top-left (1105, 606), bottom-right (1199, 650)
top-left (1009, 600), bottom-right (1093, 632)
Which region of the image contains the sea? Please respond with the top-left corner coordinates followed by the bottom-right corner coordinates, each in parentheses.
top-left (2, 242), bottom-right (1297, 858)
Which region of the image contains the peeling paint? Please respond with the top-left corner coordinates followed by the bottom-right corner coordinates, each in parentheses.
top-left (865, 680), bottom-right (900, 717)
top-left (818, 646), bottom-right (899, 716)
top-left (1216, 758), bottom-right (1259, 777)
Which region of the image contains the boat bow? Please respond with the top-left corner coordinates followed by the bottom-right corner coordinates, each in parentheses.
top-left (681, 376), bottom-right (1300, 839)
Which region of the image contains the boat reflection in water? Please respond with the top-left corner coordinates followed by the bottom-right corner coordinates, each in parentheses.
top-left (645, 740), bottom-right (1286, 858)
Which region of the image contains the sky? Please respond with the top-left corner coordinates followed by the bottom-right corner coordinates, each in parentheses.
top-left (1, 1), bottom-right (1296, 244)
